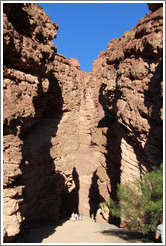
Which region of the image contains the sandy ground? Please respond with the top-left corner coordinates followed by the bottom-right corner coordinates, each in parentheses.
top-left (23, 216), bottom-right (154, 244)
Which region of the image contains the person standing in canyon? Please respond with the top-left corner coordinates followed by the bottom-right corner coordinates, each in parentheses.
top-left (155, 215), bottom-right (163, 243)
top-left (71, 212), bottom-right (75, 222)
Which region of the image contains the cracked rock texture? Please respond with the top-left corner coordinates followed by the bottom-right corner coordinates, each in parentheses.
top-left (3, 3), bottom-right (81, 242)
top-left (3, 3), bottom-right (163, 242)
top-left (91, 2), bottom-right (163, 186)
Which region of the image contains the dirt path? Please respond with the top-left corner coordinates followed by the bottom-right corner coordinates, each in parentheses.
top-left (23, 216), bottom-right (154, 244)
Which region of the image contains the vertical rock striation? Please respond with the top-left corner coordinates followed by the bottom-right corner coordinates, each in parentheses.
top-left (3, 2), bottom-right (163, 242)
top-left (91, 3), bottom-right (163, 197)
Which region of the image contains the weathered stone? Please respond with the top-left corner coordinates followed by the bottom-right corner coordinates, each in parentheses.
top-left (3, 3), bottom-right (78, 241)
top-left (91, 3), bottom-right (163, 189)
top-left (3, 3), bottom-right (163, 242)
top-left (147, 3), bottom-right (163, 12)
top-left (96, 206), bottom-right (109, 223)
top-left (68, 57), bottom-right (81, 70)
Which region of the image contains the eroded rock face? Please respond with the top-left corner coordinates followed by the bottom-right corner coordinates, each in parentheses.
top-left (91, 3), bottom-right (163, 187)
top-left (3, 3), bottom-right (81, 242)
top-left (68, 57), bottom-right (81, 69)
top-left (3, 2), bottom-right (163, 242)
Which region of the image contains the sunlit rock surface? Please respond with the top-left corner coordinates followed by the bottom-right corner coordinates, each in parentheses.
top-left (3, 2), bottom-right (163, 242)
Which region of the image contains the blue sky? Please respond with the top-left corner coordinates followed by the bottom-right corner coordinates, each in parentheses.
top-left (38, 2), bottom-right (150, 72)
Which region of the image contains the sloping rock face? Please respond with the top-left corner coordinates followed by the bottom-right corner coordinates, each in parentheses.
top-left (3, 2), bottom-right (163, 242)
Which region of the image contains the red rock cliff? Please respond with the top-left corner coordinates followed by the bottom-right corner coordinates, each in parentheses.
top-left (91, 3), bottom-right (163, 187)
top-left (3, 3), bottom-right (163, 242)
top-left (3, 3), bottom-right (81, 242)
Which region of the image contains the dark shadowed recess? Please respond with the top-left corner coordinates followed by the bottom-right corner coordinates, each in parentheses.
top-left (89, 170), bottom-right (105, 220)
top-left (11, 73), bottom-right (68, 243)
top-left (3, 3), bottom-right (32, 37)
top-left (144, 58), bottom-right (163, 168)
top-left (60, 167), bottom-right (80, 216)
top-left (98, 83), bottom-right (121, 226)
top-left (98, 83), bottom-right (121, 197)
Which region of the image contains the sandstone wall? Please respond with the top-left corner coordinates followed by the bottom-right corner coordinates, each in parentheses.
top-left (3, 3), bottom-right (81, 242)
top-left (3, 2), bottom-right (163, 242)
top-left (91, 3), bottom-right (163, 188)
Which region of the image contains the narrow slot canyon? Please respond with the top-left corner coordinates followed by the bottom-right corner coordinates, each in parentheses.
top-left (3, 3), bottom-right (163, 243)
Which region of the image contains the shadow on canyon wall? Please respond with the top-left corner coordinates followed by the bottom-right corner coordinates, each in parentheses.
top-left (120, 57), bottom-right (163, 175)
top-left (144, 58), bottom-right (163, 169)
top-left (19, 167), bottom-right (80, 243)
top-left (98, 83), bottom-right (122, 201)
top-left (3, 3), bottom-right (32, 38)
top-left (97, 57), bottom-right (163, 226)
top-left (60, 167), bottom-right (80, 215)
top-left (98, 83), bottom-right (122, 226)
top-left (89, 170), bottom-right (105, 219)
top-left (12, 72), bottom-right (70, 243)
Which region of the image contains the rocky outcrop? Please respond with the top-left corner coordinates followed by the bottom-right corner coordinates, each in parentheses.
top-left (3, 3), bottom-right (81, 242)
top-left (68, 57), bottom-right (81, 69)
top-left (3, 2), bottom-right (163, 242)
top-left (91, 2), bottom-right (163, 187)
